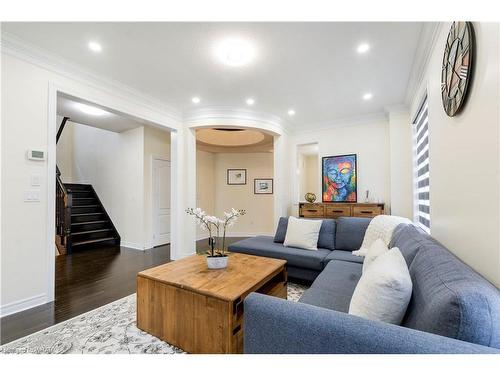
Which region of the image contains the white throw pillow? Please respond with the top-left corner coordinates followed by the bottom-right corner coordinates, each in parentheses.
top-left (349, 247), bottom-right (412, 325)
top-left (283, 217), bottom-right (322, 251)
top-left (362, 238), bottom-right (388, 273)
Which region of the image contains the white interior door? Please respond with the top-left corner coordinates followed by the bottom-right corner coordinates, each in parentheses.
top-left (153, 159), bottom-right (171, 246)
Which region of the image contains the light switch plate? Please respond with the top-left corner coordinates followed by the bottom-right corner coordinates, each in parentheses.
top-left (25, 189), bottom-right (41, 202)
top-left (31, 174), bottom-right (41, 186)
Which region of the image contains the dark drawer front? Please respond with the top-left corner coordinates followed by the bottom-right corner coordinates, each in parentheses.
top-left (352, 206), bottom-right (382, 218)
top-left (300, 204), bottom-right (324, 217)
top-left (325, 205), bottom-right (351, 218)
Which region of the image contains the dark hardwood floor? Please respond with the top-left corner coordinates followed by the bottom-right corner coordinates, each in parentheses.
top-left (0, 237), bottom-right (247, 345)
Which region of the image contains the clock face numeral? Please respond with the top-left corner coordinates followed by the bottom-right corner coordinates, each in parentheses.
top-left (441, 22), bottom-right (474, 117)
top-left (459, 66), bottom-right (468, 80)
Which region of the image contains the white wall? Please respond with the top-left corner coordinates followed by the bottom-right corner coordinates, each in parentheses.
top-left (0, 51), bottom-right (182, 316)
top-left (298, 153), bottom-right (320, 200)
top-left (70, 123), bottom-right (145, 248)
top-left (388, 111), bottom-right (413, 219)
top-left (291, 119), bottom-right (391, 214)
top-left (409, 22), bottom-right (500, 287)
top-left (196, 150), bottom-right (215, 239)
top-left (143, 126), bottom-right (171, 248)
top-left (214, 153), bottom-right (275, 236)
top-left (56, 122), bottom-right (171, 250)
top-left (305, 155), bottom-right (319, 198)
top-left (195, 150), bottom-right (275, 238)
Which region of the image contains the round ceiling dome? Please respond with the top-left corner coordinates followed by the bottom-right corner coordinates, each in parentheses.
top-left (196, 128), bottom-right (266, 147)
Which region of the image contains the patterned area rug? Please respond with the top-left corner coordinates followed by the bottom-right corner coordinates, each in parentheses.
top-left (0, 283), bottom-right (307, 354)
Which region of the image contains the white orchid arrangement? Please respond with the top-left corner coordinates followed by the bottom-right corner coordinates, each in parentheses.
top-left (186, 207), bottom-right (246, 257)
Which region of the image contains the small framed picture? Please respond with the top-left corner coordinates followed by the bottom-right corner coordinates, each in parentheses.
top-left (254, 178), bottom-right (273, 194)
top-left (227, 169), bottom-right (247, 185)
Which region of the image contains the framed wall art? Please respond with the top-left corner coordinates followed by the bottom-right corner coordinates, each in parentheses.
top-left (227, 169), bottom-right (247, 185)
top-left (322, 154), bottom-right (357, 202)
top-left (254, 178), bottom-right (273, 194)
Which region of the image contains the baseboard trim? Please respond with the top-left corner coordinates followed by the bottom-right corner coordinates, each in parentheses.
top-left (1, 293), bottom-right (47, 318)
top-left (121, 241), bottom-right (146, 251)
top-left (197, 233), bottom-right (271, 240)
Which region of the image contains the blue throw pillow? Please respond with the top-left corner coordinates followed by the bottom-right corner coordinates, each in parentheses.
top-left (273, 217), bottom-right (289, 243)
top-left (318, 219), bottom-right (336, 250)
top-left (273, 217), bottom-right (336, 250)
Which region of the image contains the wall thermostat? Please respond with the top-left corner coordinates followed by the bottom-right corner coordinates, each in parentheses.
top-left (27, 149), bottom-right (45, 161)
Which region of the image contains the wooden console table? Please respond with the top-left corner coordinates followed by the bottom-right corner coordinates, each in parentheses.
top-left (137, 253), bottom-right (287, 354)
top-left (299, 202), bottom-right (384, 219)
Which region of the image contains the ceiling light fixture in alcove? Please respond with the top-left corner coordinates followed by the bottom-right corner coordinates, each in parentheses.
top-left (74, 102), bottom-right (109, 116)
top-left (197, 128), bottom-right (268, 147)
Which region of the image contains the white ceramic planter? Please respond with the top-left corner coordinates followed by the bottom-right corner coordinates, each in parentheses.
top-left (206, 255), bottom-right (228, 269)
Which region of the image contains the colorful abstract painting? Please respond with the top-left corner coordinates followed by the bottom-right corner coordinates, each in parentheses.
top-left (322, 154), bottom-right (357, 202)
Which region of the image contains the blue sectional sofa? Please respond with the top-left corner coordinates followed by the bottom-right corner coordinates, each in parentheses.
top-left (229, 217), bottom-right (369, 282)
top-left (228, 217), bottom-right (500, 354)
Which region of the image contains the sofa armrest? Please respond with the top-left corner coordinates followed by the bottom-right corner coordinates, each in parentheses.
top-left (244, 293), bottom-right (499, 354)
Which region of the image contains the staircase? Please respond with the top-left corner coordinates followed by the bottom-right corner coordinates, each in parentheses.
top-left (67, 183), bottom-right (120, 249)
top-left (55, 117), bottom-right (120, 254)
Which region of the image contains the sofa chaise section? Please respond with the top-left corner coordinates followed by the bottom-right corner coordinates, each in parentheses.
top-left (244, 293), bottom-right (499, 354)
top-left (298, 260), bottom-right (362, 311)
top-left (243, 223), bottom-right (500, 353)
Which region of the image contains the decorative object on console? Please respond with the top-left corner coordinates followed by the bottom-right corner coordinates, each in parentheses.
top-left (441, 21), bottom-right (474, 117)
top-left (254, 178), bottom-right (273, 194)
top-left (304, 192), bottom-right (317, 203)
top-left (322, 154), bottom-right (357, 202)
top-left (364, 190), bottom-right (370, 203)
top-left (186, 207), bottom-right (246, 269)
top-left (227, 169), bottom-right (247, 185)
top-left (349, 247), bottom-right (412, 325)
top-left (283, 216), bottom-right (323, 251)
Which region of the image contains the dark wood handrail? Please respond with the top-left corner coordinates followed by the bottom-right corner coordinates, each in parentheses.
top-left (56, 116), bottom-right (70, 144)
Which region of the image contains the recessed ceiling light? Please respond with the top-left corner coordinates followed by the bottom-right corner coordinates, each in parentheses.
top-left (214, 37), bottom-right (256, 67)
top-left (192, 97), bottom-right (201, 104)
top-left (362, 93), bottom-right (373, 101)
top-left (357, 43), bottom-right (370, 54)
top-left (88, 41), bottom-right (102, 53)
top-left (75, 103), bottom-right (108, 116)
top-left (246, 98), bottom-right (255, 106)
top-left (288, 109), bottom-right (296, 116)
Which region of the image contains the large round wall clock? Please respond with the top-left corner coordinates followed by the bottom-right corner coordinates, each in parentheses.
top-left (441, 21), bottom-right (474, 117)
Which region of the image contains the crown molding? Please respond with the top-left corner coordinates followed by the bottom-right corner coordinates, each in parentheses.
top-left (294, 111), bottom-right (388, 135)
top-left (184, 106), bottom-right (289, 136)
top-left (404, 22), bottom-right (442, 106)
top-left (384, 103), bottom-right (410, 116)
top-left (0, 32), bottom-right (183, 126)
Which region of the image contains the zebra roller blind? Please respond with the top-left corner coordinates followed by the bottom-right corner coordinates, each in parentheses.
top-left (413, 96), bottom-right (430, 233)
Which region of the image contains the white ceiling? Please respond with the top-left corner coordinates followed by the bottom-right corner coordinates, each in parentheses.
top-left (4, 22), bottom-right (425, 128)
top-left (57, 94), bottom-right (155, 133)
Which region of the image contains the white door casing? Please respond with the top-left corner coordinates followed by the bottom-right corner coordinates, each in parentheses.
top-left (153, 159), bottom-right (171, 246)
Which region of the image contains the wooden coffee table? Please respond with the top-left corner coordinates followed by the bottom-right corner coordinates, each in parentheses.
top-left (136, 252), bottom-right (287, 353)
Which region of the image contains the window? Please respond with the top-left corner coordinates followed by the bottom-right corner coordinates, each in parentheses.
top-left (412, 95), bottom-right (430, 233)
